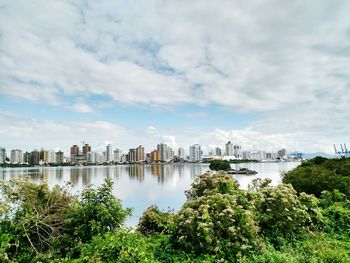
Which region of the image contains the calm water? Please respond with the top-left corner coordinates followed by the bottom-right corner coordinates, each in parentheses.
top-left (0, 162), bottom-right (299, 226)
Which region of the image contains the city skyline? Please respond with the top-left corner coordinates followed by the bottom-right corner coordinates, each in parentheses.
top-left (1, 1), bottom-right (350, 153)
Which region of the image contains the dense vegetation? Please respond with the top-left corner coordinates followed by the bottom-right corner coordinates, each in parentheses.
top-left (209, 159), bottom-right (231, 171)
top-left (1, 157), bottom-right (350, 262)
top-left (283, 156), bottom-right (350, 197)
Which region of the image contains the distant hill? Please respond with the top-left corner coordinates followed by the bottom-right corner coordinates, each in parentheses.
top-left (302, 152), bottom-right (337, 159)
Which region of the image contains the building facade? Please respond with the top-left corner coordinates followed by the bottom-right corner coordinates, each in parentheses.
top-left (189, 144), bottom-right (202, 162)
top-left (225, 141), bottom-right (234, 156)
top-left (10, 149), bottom-right (23, 164)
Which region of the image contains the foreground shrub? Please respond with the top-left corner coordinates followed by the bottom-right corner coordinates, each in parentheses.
top-left (0, 179), bottom-right (73, 260)
top-left (257, 184), bottom-right (317, 241)
top-left (185, 171), bottom-right (240, 199)
top-left (137, 205), bottom-right (173, 235)
top-left (173, 192), bottom-right (261, 259)
top-left (282, 157), bottom-right (350, 197)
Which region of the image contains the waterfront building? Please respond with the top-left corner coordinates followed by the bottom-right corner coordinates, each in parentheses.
top-left (189, 144), bottom-right (202, 162)
top-left (146, 153), bottom-right (151, 163)
top-left (106, 144), bottom-right (113, 162)
top-left (234, 144), bottom-right (242, 159)
top-left (121, 154), bottom-right (128, 163)
top-left (277, 148), bottom-right (287, 159)
top-left (178, 147), bottom-right (185, 159)
top-left (157, 143), bottom-right (169, 162)
top-left (167, 146), bottom-right (174, 161)
top-left (83, 144), bottom-right (91, 157)
top-left (136, 145), bottom-right (145, 162)
top-left (0, 147), bottom-right (5, 164)
top-left (40, 149), bottom-right (49, 163)
top-left (10, 149), bottom-right (23, 164)
top-left (70, 145), bottom-right (79, 160)
top-left (30, 150), bottom-right (40, 165)
top-left (128, 148), bottom-right (137, 163)
top-left (225, 141), bottom-right (234, 156)
top-left (114, 148), bottom-right (122, 162)
top-left (252, 151), bottom-right (266, 161)
top-left (55, 151), bottom-right (64, 164)
top-left (151, 149), bottom-right (160, 162)
top-left (23, 151), bottom-right (31, 164)
top-left (215, 147), bottom-right (222, 156)
top-left (242, 151), bottom-right (251, 160)
top-left (48, 150), bottom-right (56, 163)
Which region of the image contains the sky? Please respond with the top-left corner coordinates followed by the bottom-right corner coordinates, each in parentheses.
top-left (0, 0), bottom-right (350, 155)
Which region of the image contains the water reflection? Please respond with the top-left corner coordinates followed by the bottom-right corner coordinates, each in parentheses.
top-left (0, 162), bottom-right (299, 226)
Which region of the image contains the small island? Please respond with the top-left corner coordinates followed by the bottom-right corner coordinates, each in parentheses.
top-left (209, 160), bottom-right (258, 175)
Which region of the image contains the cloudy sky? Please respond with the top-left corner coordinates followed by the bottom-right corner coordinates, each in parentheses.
top-left (1, 0), bottom-right (350, 155)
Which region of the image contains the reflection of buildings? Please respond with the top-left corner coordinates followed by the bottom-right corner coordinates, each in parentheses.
top-left (55, 168), bottom-right (64, 180)
top-left (128, 165), bottom-right (145, 181)
top-left (151, 164), bottom-right (161, 176)
top-left (157, 164), bottom-right (175, 184)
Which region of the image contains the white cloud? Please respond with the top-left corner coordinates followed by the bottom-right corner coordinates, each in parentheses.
top-left (0, 1), bottom-right (350, 152)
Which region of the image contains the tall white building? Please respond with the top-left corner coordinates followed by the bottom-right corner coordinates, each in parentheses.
top-left (106, 144), bottom-right (113, 162)
top-left (178, 147), bottom-right (185, 158)
top-left (157, 143), bottom-right (168, 162)
top-left (225, 141), bottom-right (234, 156)
top-left (234, 145), bottom-right (242, 159)
top-left (189, 144), bottom-right (202, 162)
top-left (0, 147), bottom-right (5, 164)
top-left (114, 148), bottom-right (123, 162)
top-left (48, 150), bottom-right (56, 163)
top-left (10, 149), bottom-right (23, 164)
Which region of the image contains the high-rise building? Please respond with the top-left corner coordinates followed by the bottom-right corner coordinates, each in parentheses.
top-left (48, 150), bottom-right (55, 163)
top-left (234, 145), bottom-right (242, 159)
top-left (0, 147), bottom-right (5, 164)
top-left (136, 145), bottom-right (145, 162)
top-left (178, 147), bottom-right (185, 159)
top-left (55, 151), bottom-right (64, 164)
top-left (189, 144), bottom-right (202, 162)
top-left (225, 141), bottom-right (234, 156)
top-left (277, 148), bottom-right (287, 158)
top-left (30, 150), bottom-right (40, 165)
top-left (215, 147), bottom-right (222, 156)
top-left (83, 144), bottom-right (91, 156)
top-left (114, 148), bottom-right (122, 162)
top-left (157, 143), bottom-right (168, 162)
top-left (128, 148), bottom-right (137, 163)
top-left (167, 146), bottom-right (174, 161)
top-left (242, 151), bottom-right (251, 160)
top-left (106, 144), bottom-right (113, 162)
top-left (40, 149), bottom-right (49, 163)
top-left (151, 150), bottom-right (160, 162)
top-left (10, 149), bottom-right (23, 164)
top-left (70, 145), bottom-right (79, 161)
top-left (23, 151), bottom-right (31, 164)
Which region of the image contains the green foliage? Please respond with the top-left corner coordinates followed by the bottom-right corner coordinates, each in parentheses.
top-left (137, 205), bottom-right (173, 235)
top-left (2, 163), bottom-right (350, 262)
top-left (185, 171), bottom-right (240, 199)
top-left (283, 157), bottom-right (350, 197)
top-left (256, 184), bottom-right (318, 241)
top-left (173, 192), bottom-right (261, 259)
top-left (78, 230), bottom-right (159, 262)
top-left (65, 178), bottom-right (131, 243)
top-left (209, 159), bottom-right (231, 171)
top-left (0, 179), bottom-right (73, 260)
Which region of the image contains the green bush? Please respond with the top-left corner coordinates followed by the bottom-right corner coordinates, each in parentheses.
top-left (56, 178), bottom-right (132, 258)
top-left (282, 157), bottom-right (350, 197)
top-left (257, 184), bottom-right (316, 241)
top-left (185, 171), bottom-right (240, 199)
top-left (137, 205), bottom-right (173, 235)
top-left (209, 160), bottom-right (231, 171)
top-left (173, 193), bottom-right (261, 259)
top-left (0, 179), bottom-right (73, 261)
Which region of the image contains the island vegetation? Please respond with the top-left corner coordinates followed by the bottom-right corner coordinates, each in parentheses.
top-left (1, 157), bottom-right (350, 262)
